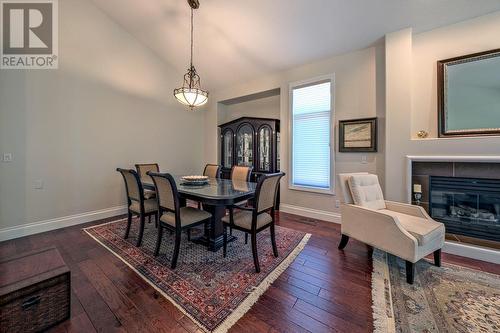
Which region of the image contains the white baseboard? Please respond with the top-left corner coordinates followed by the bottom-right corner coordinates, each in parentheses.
top-left (443, 241), bottom-right (500, 264)
top-left (280, 204), bottom-right (341, 224)
top-left (0, 205), bottom-right (127, 242)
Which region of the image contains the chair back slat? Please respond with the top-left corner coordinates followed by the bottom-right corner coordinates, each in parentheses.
top-left (117, 168), bottom-right (142, 202)
top-left (149, 172), bottom-right (177, 212)
top-left (231, 166), bottom-right (253, 182)
top-left (203, 164), bottom-right (221, 178)
top-left (135, 163), bottom-right (159, 184)
top-left (255, 172), bottom-right (285, 212)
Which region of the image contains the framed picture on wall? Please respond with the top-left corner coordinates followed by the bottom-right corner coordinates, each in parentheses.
top-left (339, 117), bottom-right (377, 152)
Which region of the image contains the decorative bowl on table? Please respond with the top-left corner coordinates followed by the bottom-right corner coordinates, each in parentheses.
top-left (181, 175), bottom-right (209, 186)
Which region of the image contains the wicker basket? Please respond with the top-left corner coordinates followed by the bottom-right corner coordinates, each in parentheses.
top-left (0, 248), bottom-right (71, 333)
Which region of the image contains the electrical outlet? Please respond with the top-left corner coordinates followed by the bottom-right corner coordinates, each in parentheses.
top-left (2, 153), bottom-right (12, 162)
top-left (33, 180), bottom-right (44, 190)
top-left (361, 155), bottom-right (367, 164)
top-left (335, 200), bottom-right (340, 208)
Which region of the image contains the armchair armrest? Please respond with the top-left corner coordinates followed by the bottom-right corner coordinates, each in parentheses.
top-left (341, 204), bottom-right (419, 262)
top-left (385, 200), bottom-right (430, 219)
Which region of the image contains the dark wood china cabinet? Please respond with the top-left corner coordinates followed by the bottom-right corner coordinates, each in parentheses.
top-left (219, 117), bottom-right (280, 181)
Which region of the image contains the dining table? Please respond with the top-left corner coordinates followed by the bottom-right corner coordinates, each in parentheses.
top-left (142, 175), bottom-right (257, 252)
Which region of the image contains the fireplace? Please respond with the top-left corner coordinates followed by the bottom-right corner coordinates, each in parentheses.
top-left (429, 176), bottom-right (500, 242)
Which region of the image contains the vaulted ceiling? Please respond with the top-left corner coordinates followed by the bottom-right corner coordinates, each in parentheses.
top-left (90, 0), bottom-right (500, 91)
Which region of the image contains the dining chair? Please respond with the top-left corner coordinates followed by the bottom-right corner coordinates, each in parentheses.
top-left (229, 165), bottom-right (255, 235)
top-left (117, 168), bottom-right (158, 247)
top-left (135, 163), bottom-right (159, 199)
top-left (231, 165), bottom-right (253, 182)
top-left (222, 172), bottom-right (285, 273)
top-left (148, 172), bottom-right (213, 269)
top-left (203, 164), bottom-right (222, 179)
top-left (198, 164), bottom-right (222, 211)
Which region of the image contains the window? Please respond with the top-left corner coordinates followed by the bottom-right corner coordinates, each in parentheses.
top-left (290, 78), bottom-right (333, 193)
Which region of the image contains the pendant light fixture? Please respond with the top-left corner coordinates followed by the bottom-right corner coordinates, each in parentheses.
top-left (174, 0), bottom-right (208, 109)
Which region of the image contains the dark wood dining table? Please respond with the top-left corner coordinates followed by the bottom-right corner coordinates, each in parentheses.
top-left (142, 176), bottom-right (257, 251)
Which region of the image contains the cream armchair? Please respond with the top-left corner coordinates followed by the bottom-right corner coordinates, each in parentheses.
top-left (338, 173), bottom-right (445, 284)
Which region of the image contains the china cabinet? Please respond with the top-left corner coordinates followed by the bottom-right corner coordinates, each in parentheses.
top-left (219, 117), bottom-right (280, 181)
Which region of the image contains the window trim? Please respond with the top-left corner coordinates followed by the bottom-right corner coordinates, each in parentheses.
top-left (288, 74), bottom-right (335, 195)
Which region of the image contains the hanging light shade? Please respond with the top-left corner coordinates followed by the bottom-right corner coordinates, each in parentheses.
top-left (174, 0), bottom-right (208, 109)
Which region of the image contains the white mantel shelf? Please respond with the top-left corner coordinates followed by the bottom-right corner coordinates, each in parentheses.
top-left (406, 155), bottom-right (500, 163)
top-left (405, 155), bottom-right (500, 264)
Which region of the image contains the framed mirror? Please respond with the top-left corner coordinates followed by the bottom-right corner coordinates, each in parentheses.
top-left (438, 49), bottom-right (500, 137)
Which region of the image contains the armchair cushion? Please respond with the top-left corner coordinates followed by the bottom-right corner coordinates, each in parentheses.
top-left (379, 209), bottom-right (445, 246)
top-left (338, 172), bottom-right (368, 204)
top-left (222, 211), bottom-right (272, 230)
top-left (348, 174), bottom-right (386, 210)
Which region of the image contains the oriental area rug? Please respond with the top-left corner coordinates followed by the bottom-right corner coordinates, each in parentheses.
top-left (84, 218), bottom-right (310, 333)
top-left (371, 249), bottom-right (500, 333)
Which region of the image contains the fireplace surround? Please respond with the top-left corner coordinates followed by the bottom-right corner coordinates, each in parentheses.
top-left (407, 156), bottom-right (500, 255)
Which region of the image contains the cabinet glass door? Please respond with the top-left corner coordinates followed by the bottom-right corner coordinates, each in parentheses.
top-left (258, 126), bottom-right (272, 171)
top-left (222, 130), bottom-right (233, 168)
top-left (236, 124), bottom-right (254, 167)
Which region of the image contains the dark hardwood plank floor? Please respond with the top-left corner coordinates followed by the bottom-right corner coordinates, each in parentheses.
top-left (0, 211), bottom-right (498, 333)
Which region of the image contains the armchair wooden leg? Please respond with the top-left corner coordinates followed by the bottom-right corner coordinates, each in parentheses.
top-left (187, 229), bottom-right (191, 241)
top-left (434, 249), bottom-right (441, 267)
top-left (223, 225), bottom-right (227, 258)
top-left (136, 215), bottom-right (145, 247)
top-left (155, 213), bottom-right (158, 228)
top-left (148, 215), bottom-right (151, 224)
top-left (270, 224), bottom-right (279, 257)
top-left (124, 211), bottom-right (132, 239)
top-left (251, 233), bottom-right (260, 273)
top-left (154, 224), bottom-right (163, 256)
top-left (406, 261), bottom-right (415, 284)
top-left (338, 234), bottom-right (349, 250)
top-left (245, 233), bottom-right (248, 244)
top-left (171, 232), bottom-right (181, 269)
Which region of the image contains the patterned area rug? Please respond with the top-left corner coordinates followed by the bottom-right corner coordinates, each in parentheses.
top-left (372, 249), bottom-right (500, 333)
top-left (84, 218), bottom-right (310, 333)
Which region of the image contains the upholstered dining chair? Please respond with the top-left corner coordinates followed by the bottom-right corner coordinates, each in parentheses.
top-left (338, 173), bottom-right (445, 284)
top-left (117, 168), bottom-right (158, 247)
top-left (197, 164), bottom-right (222, 210)
top-left (148, 172), bottom-right (212, 269)
top-left (222, 172), bottom-right (285, 273)
top-left (203, 164), bottom-right (222, 179)
top-left (228, 165), bottom-right (254, 234)
top-left (231, 165), bottom-right (253, 182)
top-left (135, 163), bottom-right (159, 199)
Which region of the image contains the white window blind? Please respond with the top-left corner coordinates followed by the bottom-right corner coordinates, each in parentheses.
top-left (291, 81), bottom-right (332, 190)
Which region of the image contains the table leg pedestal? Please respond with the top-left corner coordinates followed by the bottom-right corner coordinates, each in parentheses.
top-left (191, 204), bottom-right (236, 252)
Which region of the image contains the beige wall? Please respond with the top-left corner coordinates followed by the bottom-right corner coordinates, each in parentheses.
top-left (218, 94), bottom-right (280, 125)
top-left (204, 46), bottom-right (386, 214)
top-left (0, 0), bottom-right (204, 230)
top-left (385, 12), bottom-right (500, 202)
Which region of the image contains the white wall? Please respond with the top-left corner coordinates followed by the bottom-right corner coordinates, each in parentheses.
top-left (385, 11), bottom-right (500, 202)
top-left (204, 45), bottom-right (386, 215)
top-left (218, 94), bottom-right (280, 125)
top-left (0, 0), bottom-right (204, 232)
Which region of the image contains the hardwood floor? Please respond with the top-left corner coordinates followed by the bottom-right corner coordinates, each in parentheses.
top-left (1, 212), bottom-right (498, 333)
